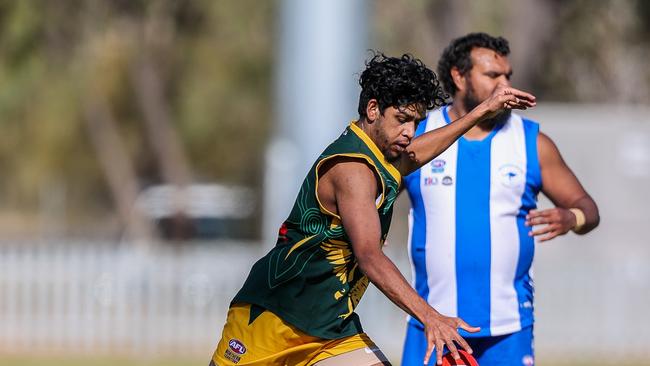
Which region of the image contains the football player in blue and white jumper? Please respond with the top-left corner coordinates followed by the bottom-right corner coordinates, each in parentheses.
top-left (401, 33), bottom-right (600, 366)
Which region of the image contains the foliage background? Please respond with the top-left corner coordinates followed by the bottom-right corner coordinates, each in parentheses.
top-left (0, 0), bottom-right (648, 239)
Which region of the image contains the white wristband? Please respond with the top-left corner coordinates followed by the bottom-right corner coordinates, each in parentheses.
top-left (569, 208), bottom-right (586, 232)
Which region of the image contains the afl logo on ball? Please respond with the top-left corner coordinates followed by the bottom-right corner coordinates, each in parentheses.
top-left (229, 339), bottom-right (247, 355)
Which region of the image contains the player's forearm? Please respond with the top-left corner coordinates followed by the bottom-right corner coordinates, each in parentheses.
top-left (403, 106), bottom-right (487, 174)
top-left (357, 250), bottom-right (436, 324)
top-left (570, 195), bottom-right (600, 234)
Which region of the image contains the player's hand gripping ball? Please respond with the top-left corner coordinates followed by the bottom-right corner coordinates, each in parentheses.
top-left (441, 350), bottom-right (479, 366)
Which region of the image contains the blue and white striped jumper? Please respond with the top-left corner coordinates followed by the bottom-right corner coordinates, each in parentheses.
top-left (404, 105), bottom-right (542, 337)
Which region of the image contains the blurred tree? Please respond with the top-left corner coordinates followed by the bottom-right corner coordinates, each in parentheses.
top-left (1, 0), bottom-right (648, 239)
top-left (0, 0), bottom-right (274, 239)
top-left (536, 0), bottom-right (650, 103)
top-left (370, 0), bottom-right (650, 103)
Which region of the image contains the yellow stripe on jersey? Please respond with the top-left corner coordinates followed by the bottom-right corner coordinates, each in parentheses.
top-left (348, 122), bottom-right (402, 183)
top-left (314, 153), bottom-right (387, 219)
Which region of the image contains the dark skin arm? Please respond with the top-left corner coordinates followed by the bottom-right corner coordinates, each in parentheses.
top-left (318, 158), bottom-right (479, 366)
top-left (397, 84), bottom-right (536, 176)
top-left (525, 132), bottom-right (600, 241)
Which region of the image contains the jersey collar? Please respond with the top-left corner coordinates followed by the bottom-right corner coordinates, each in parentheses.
top-left (348, 122), bottom-right (401, 183)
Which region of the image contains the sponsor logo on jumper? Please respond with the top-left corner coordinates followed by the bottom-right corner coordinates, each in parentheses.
top-left (522, 355), bottom-right (534, 366)
top-left (424, 177), bottom-right (438, 186)
top-left (278, 222), bottom-right (289, 242)
top-left (431, 159), bottom-right (446, 173)
top-left (442, 176), bottom-right (453, 186)
top-left (498, 164), bottom-right (524, 188)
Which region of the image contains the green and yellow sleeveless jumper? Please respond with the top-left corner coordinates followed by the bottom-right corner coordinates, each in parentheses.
top-left (232, 122), bottom-right (401, 339)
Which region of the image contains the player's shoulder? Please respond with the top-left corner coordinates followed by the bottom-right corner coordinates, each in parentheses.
top-left (429, 105), bottom-right (448, 121)
top-left (535, 129), bottom-right (563, 165)
top-left (420, 106), bottom-right (448, 132)
top-left (328, 157), bottom-right (382, 200)
top-left (512, 112), bottom-right (540, 129)
top-left (320, 155), bottom-right (379, 186)
top-left (537, 130), bottom-right (557, 149)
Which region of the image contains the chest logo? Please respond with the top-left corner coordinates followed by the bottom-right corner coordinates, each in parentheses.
top-left (442, 176), bottom-right (453, 186)
top-left (498, 164), bottom-right (525, 187)
top-left (431, 159), bottom-right (446, 173)
top-left (424, 177), bottom-right (438, 186)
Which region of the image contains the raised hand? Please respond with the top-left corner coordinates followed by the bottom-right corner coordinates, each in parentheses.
top-left (479, 83), bottom-right (536, 120)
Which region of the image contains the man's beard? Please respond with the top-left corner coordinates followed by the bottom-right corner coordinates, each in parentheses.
top-left (380, 137), bottom-right (401, 163)
top-left (463, 84), bottom-right (511, 128)
top-left (384, 148), bottom-right (400, 163)
top-left (375, 121), bottom-right (401, 163)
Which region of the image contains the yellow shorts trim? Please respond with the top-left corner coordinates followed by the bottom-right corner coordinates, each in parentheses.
top-left (211, 303), bottom-right (376, 366)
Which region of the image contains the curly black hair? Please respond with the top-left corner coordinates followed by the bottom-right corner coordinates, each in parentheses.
top-left (357, 52), bottom-right (446, 117)
top-left (437, 33), bottom-right (510, 96)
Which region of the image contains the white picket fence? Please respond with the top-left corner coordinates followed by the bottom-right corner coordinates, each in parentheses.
top-left (1, 235), bottom-right (650, 363)
top-left (0, 241), bottom-right (262, 357)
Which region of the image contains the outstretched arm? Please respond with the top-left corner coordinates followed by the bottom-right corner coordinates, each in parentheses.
top-left (398, 84), bottom-right (536, 176)
top-left (321, 159), bottom-right (479, 365)
top-left (526, 132), bottom-right (600, 241)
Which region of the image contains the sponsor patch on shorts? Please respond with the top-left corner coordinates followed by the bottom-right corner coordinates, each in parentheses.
top-left (224, 339), bottom-right (247, 364)
top-left (224, 348), bottom-right (241, 364)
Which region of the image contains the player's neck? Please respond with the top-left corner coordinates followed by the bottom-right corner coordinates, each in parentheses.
top-left (448, 101), bottom-right (496, 141)
top-left (355, 118), bottom-right (369, 135)
top-left (355, 118), bottom-right (376, 143)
